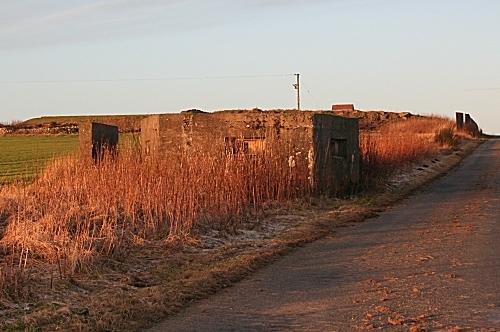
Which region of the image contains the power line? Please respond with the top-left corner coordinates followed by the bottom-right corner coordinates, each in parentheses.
top-left (465, 87), bottom-right (500, 91)
top-left (467, 88), bottom-right (500, 91)
top-left (0, 73), bottom-right (295, 85)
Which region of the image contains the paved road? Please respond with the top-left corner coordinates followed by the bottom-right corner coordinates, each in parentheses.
top-left (150, 140), bottom-right (500, 331)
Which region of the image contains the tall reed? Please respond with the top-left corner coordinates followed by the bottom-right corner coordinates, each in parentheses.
top-left (360, 116), bottom-right (457, 186)
top-left (0, 137), bottom-right (311, 275)
top-left (0, 115), bottom-right (461, 289)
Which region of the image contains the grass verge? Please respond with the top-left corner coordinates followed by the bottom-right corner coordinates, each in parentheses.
top-left (0, 138), bottom-right (482, 331)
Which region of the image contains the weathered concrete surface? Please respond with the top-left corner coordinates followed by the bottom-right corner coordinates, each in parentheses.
top-left (313, 114), bottom-right (360, 195)
top-left (465, 114), bottom-right (481, 137)
top-left (456, 112), bottom-right (464, 130)
top-left (149, 140), bottom-right (500, 331)
top-left (79, 122), bottom-right (119, 160)
top-left (141, 110), bottom-right (360, 195)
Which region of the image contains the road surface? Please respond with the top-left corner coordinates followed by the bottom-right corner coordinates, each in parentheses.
top-left (150, 140), bottom-right (500, 331)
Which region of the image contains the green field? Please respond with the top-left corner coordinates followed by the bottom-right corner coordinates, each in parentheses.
top-left (0, 135), bottom-right (79, 183)
top-left (0, 134), bottom-right (139, 184)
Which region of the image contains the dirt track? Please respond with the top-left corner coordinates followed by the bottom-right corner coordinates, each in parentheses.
top-left (150, 140), bottom-right (500, 331)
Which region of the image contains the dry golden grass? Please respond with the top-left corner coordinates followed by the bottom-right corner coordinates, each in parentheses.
top-left (2, 139), bottom-right (482, 332)
top-left (0, 137), bottom-right (312, 280)
top-left (359, 116), bottom-right (460, 185)
top-left (0, 115), bottom-right (467, 303)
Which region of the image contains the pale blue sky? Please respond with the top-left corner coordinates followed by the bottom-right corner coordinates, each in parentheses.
top-left (0, 0), bottom-right (499, 133)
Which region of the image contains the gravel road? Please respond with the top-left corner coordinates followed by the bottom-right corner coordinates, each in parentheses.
top-left (150, 140), bottom-right (500, 331)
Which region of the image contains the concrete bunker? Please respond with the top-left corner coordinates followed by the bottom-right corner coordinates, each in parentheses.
top-left (456, 112), bottom-right (464, 130)
top-left (79, 122), bottom-right (119, 161)
top-left (464, 114), bottom-right (481, 137)
top-left (456, 112), bottom-right (481, 137)
top-left (140, 110), bottom-right (360, 195)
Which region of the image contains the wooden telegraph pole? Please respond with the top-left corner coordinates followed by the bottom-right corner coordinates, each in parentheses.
top-left (293, 73), bottom-right (301, 111)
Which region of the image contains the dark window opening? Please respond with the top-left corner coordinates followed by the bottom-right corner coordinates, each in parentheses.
top-left (225, 137), bottom-right (266, 155)
top-left (330, 138), bottom-right (347, 158)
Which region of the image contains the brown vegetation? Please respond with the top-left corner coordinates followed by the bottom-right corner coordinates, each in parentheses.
top-left (0, 113), bottom-right (473, 330)
top-left (0, 137), bottom-right (311, 279)
top-left (359, 116), bottom-right (460, 186)
top-left (0, 116), bottom-right (460, 281)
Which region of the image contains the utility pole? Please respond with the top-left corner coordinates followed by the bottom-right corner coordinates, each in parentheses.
top-left (293, 73), bottom-right (301, 111)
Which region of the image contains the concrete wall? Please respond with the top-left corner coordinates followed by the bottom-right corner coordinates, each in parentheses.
top-left (456, 112), bottom-right (464, 130)
top-left (79, 122), bottom-right (119, 161)
top-left (192, 110), bottom-right (315, 155)
top-left (455, 112), bottom-right (481, 137)
top-left (140, 114), bottom-right (185, 156)
top-left (141, 110), bottom-right (315, 155)
top-left (464, 114), bottom-right (481, 137)
top-left (313, 114), bottom-right (360, 195)
top-left (140, 110), bottom-right (360, 196)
